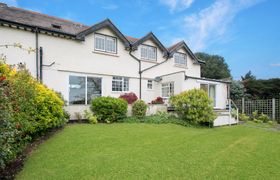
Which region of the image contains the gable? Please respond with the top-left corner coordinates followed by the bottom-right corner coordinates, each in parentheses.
top-left (76, 19), bottom-right (130, 47)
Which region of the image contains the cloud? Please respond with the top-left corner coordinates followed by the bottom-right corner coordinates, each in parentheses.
top-left (173, 0), bottom-right (264, 51)
top-left (1, 0), bottom-right (18, 6)
top-left (102, 4), bottom-right (119, 10)
top-left (270, 63), bottom-right (280, 67)
top-left (160, 0), bottom-right (194, 12)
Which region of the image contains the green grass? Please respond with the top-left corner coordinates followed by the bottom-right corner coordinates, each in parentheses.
top-left (17, 123), bottom-right (280, 180)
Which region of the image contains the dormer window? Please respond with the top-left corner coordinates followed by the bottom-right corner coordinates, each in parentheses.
top-left (94, 34), bottom-right (117, 54)
top-left (140, 45), bottom-right (156, 61)
top-left (51, 24), bottom-right (61, 29)
top-left (174, 53), bottom-right (187, 66)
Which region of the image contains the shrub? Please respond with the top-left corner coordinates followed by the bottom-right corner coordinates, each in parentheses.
top-left (132, 100), bottom-right (148, 118)
top-left (74, 112), bottom-right (82, 122)
top-left (84, 110), bottom-right (98, 124)
top-left (239, 113), bottom-right (249, 122)
top-left (170, 89), bottom-right (216, 125)
top-left (258, 113), bottom-right (270, 123)
top-left (119, 92), bottom-right (138, 104)
top-left (91, 96), bottom-right (128, 122)
top-left (0, 61), bottom-right (67, 170)
top-left (151, 97), bottom-right (164, 104)
top-left (251, 110), bottom-right (259, 120)
top-left (268, 121), bottom-right (274, 125)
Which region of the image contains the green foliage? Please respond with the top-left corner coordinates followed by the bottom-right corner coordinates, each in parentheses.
top-left (170, 89), bottom-right (217, 125)
top-left (239, 113), bottom-right (249, 122)
top-left (84, 110), bottom-right (98, 124)
top-left (241, 71), bottom-right (280, 99)
top-left (258, 113), bottom-right (270, 123)
top-left (74, 112), bottom-right (82, 122)
top-left (252, 110), bottom-right (259, 120)
top-left (132, 100), bottom-right (148, 118)
top-left (230, 80), bottom-right (247, 100)
top-left (0, 62), bottom-right (67, 170)
top-left (91, 96), bottom-right (128, 122)
top-left (195, 52), bottom-right (231, 79)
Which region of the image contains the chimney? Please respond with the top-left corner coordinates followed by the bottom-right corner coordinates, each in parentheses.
top-left (0, 3), bottom-right (7, 8)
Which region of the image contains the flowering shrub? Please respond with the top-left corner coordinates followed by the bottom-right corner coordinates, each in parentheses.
top-left (119, 92), bottom-right (138, 104)
top-left (151, 97), bottom-right (164, 104)
top-left (0, 61), bottom-right (67, 170)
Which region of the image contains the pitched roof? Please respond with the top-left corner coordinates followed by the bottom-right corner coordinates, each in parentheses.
top-left (0, 3), bottom-right (88, 35)
top-left (167, 41), bottom-right (203, 64)
top-left (125, 36), bottom-right (139, 43)
top-left (131, 32), bottom-right (168, 55)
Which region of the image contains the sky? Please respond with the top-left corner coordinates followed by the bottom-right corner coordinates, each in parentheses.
top-left (2, 0), bottom-right (280, 79)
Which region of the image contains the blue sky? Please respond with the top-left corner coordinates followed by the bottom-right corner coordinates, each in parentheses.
top-left (3, 0), bottom-right (280, 79)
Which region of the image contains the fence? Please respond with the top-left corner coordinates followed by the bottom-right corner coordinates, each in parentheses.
top-left (235, 98), bottom-right (280, 121)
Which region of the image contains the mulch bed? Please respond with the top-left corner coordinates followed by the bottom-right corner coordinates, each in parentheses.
top-left (0, 127), bottom-right (64, 180)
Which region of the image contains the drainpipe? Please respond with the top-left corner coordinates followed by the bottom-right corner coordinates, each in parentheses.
top-left (35, 27), bottom-right (39, 80)
top-left (129, 48), bottom-right (142, 99)
top-left (39, 47), bottom-right (43, 82)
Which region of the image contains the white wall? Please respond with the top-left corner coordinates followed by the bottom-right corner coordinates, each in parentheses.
top-left (0, 24), bottom-right (229, 117)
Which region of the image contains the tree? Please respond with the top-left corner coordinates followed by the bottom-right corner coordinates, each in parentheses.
top-left (195, 52), bottom-right (231, 79)
top-left (230, 80), bottom-right (245, 100)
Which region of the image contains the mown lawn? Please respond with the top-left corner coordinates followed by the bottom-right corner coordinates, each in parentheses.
top-left (17, 123), bottom-right (280, 179)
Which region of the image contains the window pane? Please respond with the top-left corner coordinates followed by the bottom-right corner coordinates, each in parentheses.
top-left (95, 35), bottom-right (105, 51)
top-left (106, 37), bottom-right (116, 53)
top-left (209, 85), bottom-right (216, 106)
top-left (174, 53), bottom-right (186, 66)
top-left (200, 84), bottom-right (208, 93)
top-left (87, 77), bottom-right (102, 104)
top-left (112, 76), bottom-right (129, 92)
top-left (69, 76), bottom-right (86, 104)
top-left (147, 80), bottom-right (153, 89)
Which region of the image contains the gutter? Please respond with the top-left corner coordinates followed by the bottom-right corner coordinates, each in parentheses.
top-left (185, 75), bottom-right (231, 84)
top-left (129, 48), bottom-right (142, 99)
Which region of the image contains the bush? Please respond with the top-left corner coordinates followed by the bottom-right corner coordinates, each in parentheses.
top-left (132, 100), bottom-right (148, 118)
top-left (170, 89), bottom-right (216, 125)
top-left (258, 113), bottom-right (270, 123)
top-left (84, 110), bottom-right (98, 124)
top-left (119, 92), bottom-right (138, 104)
top-left (0, 62), bottom-right (67, 170)
top-left (91, 96), bottom-right (128, 122)
top-left (151, 97), bottom-right (164, 104)
top-left (251, 110), bottom-right (259, 120)
top-left (239, 113), bottom-right (249, 122)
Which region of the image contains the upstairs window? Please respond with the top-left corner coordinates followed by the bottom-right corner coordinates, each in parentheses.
top-left (140, 45), bottom-right (156, 61)
top-left (162, 82), bottom-right (174, 98)
top-left (112, 76), bottom-right (129, 92)
top-left (94, 34), bottom-right (117, 53)
top-left (174, 53), bottom-right (187, 66)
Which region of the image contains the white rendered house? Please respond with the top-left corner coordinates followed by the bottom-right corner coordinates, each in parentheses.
top-left (0, 3), bottom-right (236, 125)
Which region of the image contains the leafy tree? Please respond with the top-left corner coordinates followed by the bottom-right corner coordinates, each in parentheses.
top-left (195, 52), bottom-right (231, 79)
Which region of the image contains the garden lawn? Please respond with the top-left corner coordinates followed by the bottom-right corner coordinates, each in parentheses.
top-left (17, 123), bottom-right (280, 179)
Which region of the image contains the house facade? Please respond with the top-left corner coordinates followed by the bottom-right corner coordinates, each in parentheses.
top-left (0, 3), bottom-right (231, 122)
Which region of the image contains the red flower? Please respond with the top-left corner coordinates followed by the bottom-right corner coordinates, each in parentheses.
top-left (0, 76), bottom-right (6, 81)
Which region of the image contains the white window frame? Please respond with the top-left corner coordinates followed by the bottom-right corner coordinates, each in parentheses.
top-left (112, 76), bottom-right (129, 92)
top-left (200, 83), bottom-right (216, 107)
top-left (161, 82), bottom-right (174, 98)
top-left (140, 45), bottom-right (157, 61)
top-left (94, 33), bottom-right (117, 54)
top-left (147, 80), bottom-right (153, 90)
top-left (174, 53), bottom-right (187, 67)
top-left (69, 75), bottom-right (102, 105)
